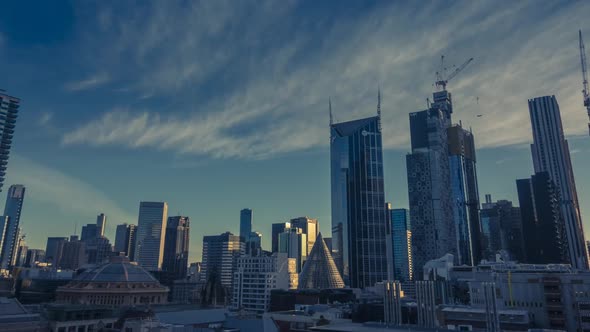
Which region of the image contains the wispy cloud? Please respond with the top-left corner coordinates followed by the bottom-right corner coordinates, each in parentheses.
top-left (6, 155), bottom-right (135, 237)
top-left (64, 72), bottom-right (110, 92)
top-left (37, 111), bottom-right (53, 127)
top-left (62, 1), bottom-right (590, 159)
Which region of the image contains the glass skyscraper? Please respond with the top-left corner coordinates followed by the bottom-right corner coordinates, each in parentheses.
top-left (0, 184), bottom-right (25, 268)
top-left (135, 201), bottom-right (168, 271)
top-left (239, 208), bottom-right (252, 242)
top-left (330, 113), bottom-right (388, 288)
top-left (390, 208), bottom-right (413, 282)
top-left (163, 216), bottom-right (190, 281)
top-left (528, 96), bottom-right (588, 269)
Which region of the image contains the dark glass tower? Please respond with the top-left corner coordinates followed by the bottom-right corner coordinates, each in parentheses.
top-left (162, 216), bottom-right (190, 281)
top-left (239, 209), bottom-right (252, 242)
top-left (517, 172), bottom-right (568, 264)
top-left (330, 110), bottom-right (388, 288)
top-left (0, 184), bottom-right (25, 268)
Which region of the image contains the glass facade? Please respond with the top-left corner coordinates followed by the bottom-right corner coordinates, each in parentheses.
top-left (135, 201), bottom-right (168, 271)
top-left (390, 208), bottom-right (413, 282)
top-left (330, 115), bottom-right (388, 288)
top-left (239, 209), bottom-right (252, 242)
top-left (0, 184), bottom-right (25, 268)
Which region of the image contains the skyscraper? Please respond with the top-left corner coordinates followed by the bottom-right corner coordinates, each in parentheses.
top-left (239, 209), bottom-right (252, 242)
top-left (278, 227), bottom-right (307, 273)
top-left (517, 172), bottom-right (568, 264)
top-left (201, 232), bottom-right (244, 295)
top-left (406, 90), bottom-right (455, 277)
top-left (330, 102), bottom-right (388, 288)
top-left (45, 237), bottom-right (68, 266)
top-left (528, 95), bottom-right (588, 269)
top-left (479, 195), bottom-right (525, 262)
top-left (0, 184), bottom-right (25, 268)
top-left (162, 216), bottom-right (190, 281)
top-left (271, 222), bottom-right (290, 253)
top-left (390, 208), bottom-right (413, 282)
top-left (290, 216), bottom-right (319, 255)
top-left (135, 201), bottom-right (168, 271)
top-left (96, 213), bottom-right (106, 237)
top-left (0, 91), bottom-right (20, 193)
top-left (448, 125), bottom-right (482, 265)
top-left (114, 223), bottom-right (137, 259)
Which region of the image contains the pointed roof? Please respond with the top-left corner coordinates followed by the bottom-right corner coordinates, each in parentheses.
top-left (298, 233), bottom-right (345, 290)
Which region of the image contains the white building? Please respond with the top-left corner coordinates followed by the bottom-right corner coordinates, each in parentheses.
top-left (232, 252), bottom-right (298, 314)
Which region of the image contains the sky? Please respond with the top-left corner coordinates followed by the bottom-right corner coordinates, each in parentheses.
top-left (1, 1), bottom-right (590, 263)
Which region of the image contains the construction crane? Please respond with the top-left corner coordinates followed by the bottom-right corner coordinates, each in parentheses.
top-left (435, 56), bottom-right (474, 91)
top-left (579, 30), bottom-right (590, 135)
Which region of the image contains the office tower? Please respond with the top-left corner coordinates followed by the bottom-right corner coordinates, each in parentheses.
top-left (247, 231), bottom-right (262, 256)
top-left (390, 208), bottom-right (413, 282)
top-left (239, 209), bottom-right (252, 242)
top-left (448, 125), bottom-right (482, 265)
top-left (60, 240), bottom-right (86, 270)
top-left (517, 172), bottom-right (568, 264)
top-left (201, 232), bottom-right (244, 289)
top-left (0, 91), bottom-right (19, 192)
top-left (271, 222), bottom-right (290, 253)
top-left (278, 227), bottom-right (307, 273)
top-left (0, 184), bottom-right (25, 268)
top-left (0, 216), bottom-right (7, 260)
top-left (529, 95), bottom-right (588, 269)
top-left (232, 252), bottom-right (298, 313)
top-left (135, 201), bottom-right (168, 271)
top-left (45, 237), bottom-right (68, 266)
top-left (14, 237), bottom-right (27, 267)
top-left (330, 108), bottom-right (388, 288)
top-left (162, 216), bottom-right (190, 281)
top-left (25, 249), bottom-right (45, 267)
top-left (85, 237), bottom-right (112, 265)
top-left (406, 90), bottom-right (455, 278)
top-left (96, 213), bottom-right (106, 237)
top-left (114, 224), bottom-right (129, 254)
top-left (298, 233), bottom-right (344, 289)
top-left (80, 224), bottom-right (97, 242)
top-left (290, 216), bottom-right (319, 255)
top-left (114, 223), bottom-right (137, 259)
top-left (479, 195), bottom-right (525, 261)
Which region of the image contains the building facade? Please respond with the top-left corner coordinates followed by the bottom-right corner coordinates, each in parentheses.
top-left (290, 217), bottom-right (318, 255)
top-left (528, 95), bottom-right (588, 269)
top-left (201, 232), bottom-right (244, 289)
top-left (298, 233), bottom-right (344, 290)
top-left (330, 112), bottom-right (388, 288)
top-left (0, 92), bottom-right (19, 193)
top-left (45, 237), bottom-right (68, 267)
top-left (407, 91), bottom-right (456, 277)
top-left (96, 213), bottom-right (106, 238)
top-left (271, 222), bottom-right (290, 253)
top-left (278, 227), bottom-right (307, 273)
top-left (232, 252), bottom-right (297, 313)
top-left (390, 208), bottom-right (413, 282)
top-left (162, 216), bottom-right (190, 281)
top-left (0, 185), bottom-right (25, 268)
top-left (240, 208), bottom-right (252, 242)
top-left (517, 172), bottom-right (568, 264)
top-left (448, 125), bottom-right (482, 266)
top-left (479, 195), bottom-right (525, 262)
top-left (135, 201), bottom-right (168, 271)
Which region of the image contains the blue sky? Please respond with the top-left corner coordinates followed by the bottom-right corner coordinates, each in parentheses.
top-left (1, 1), bottom-right (590, 262)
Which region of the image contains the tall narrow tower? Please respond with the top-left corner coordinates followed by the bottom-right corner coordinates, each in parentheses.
top-left (0, 91), bottom-right (19, 192)
top-left (0, 185), bottom-right (25, 269)
top-left (528, 95), bottom-right (588, 269)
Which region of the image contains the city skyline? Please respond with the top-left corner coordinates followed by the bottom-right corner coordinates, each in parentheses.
top-left (1, 1), bottom-right (590, 263)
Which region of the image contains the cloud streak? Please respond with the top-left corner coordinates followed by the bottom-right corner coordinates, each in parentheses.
top-left (64, 73), bottom-right (110, 92)
top-left (61, 1), bottom-right (590, 159)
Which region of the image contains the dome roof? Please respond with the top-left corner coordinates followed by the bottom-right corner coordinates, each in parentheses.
top-left (74, 256), bottom-right (159, 283)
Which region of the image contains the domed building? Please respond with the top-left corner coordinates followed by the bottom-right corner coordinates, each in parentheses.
top-left (56, 256), bottom-right (168, 306)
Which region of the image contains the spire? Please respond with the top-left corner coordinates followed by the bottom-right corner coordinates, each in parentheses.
top-left (329, 97), bottom-right (333, 126)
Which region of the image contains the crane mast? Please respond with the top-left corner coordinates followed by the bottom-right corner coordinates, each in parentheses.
top-left (435, 57), bottom-right (474, 91)
top-left (579, 30), bottom-right (590, 135)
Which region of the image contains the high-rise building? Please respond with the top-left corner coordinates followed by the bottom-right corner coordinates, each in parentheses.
top-left (390, 208), bottom-right (413, 282)
top-left (0, 91), bottom-right (20, 192)
top-left (25, 249), bottom-right (45, 267)
top-left (278, 227), bottom-right (307, 273)
top-left (96, 213), bottom-right (106, 237)
top-left (528, 95), bottom-right (588, 269)
top-left (239, 209), bottom-right (252, 242)
top-left (448, 125), bottom-right (482, 265)
top-left (162, 216), bottom-right (190, 281)
top-left (232, 252), bottom-right (298, 313)
top-left (85, 237), bottom-right (112, 265)
top-left (45, 237), bottom-right (68, 266)
top-left (0, 216), bottom-right (8, 263)
top-left (479, 195), bottom-right (525, 262)
top-left (298, 233), bottom-right (344, 290)
top-left (80, 224), bottom-right (97, 242)
top-left (60, 239), bottom-right (86, 270)
top-left (271, 222), bottom-right (290, 253)
top-left (517, 172), bottom-right (568, 264)
top-left (114, 223), bottom-right (136, 259)
top-left (330, 109), bottom-right (388, 288)
top-left (247, 231), bottom-right (262, 256)
top-left (0, 184), bottom-right (25, 268)
top-left (406, 91), bottom-right (455, 277)
top-left (201, 232), bottom-right (244, 289)
top-left (290, 216), bottom-right (318, 255)
top-left (135, 201), bottom-right (168, 271)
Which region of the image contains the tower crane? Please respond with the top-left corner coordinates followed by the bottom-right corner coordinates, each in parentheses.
top-left (435, 56), bottom-right (474, 91)
top-left (579, 30), bottom-right (590, 135)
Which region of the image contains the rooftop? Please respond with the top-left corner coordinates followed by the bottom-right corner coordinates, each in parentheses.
top-left (73, 256), bottom-right (158, 283)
